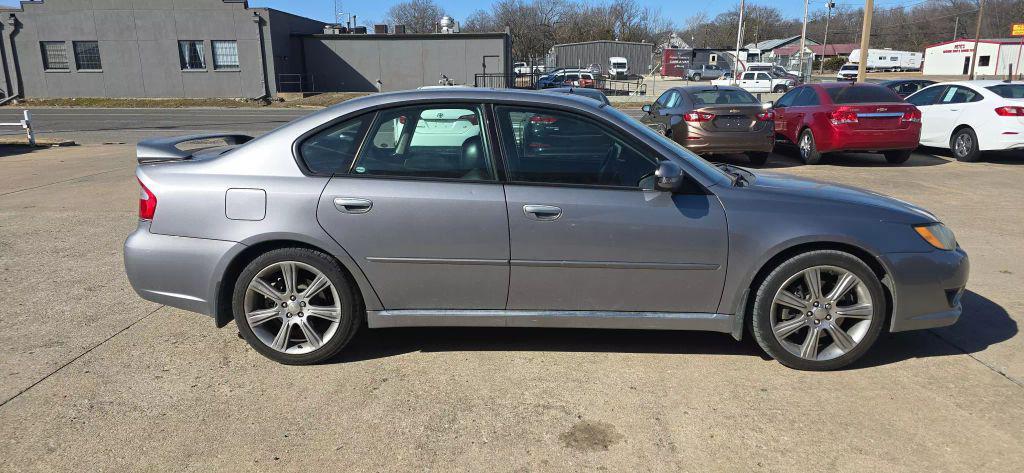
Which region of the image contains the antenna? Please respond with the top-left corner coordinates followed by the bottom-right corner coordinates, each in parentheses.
top-left (334, 0), bottom-right (344, 24)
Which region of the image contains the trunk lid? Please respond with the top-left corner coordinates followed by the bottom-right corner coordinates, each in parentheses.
top-left (695, 104), bottom-right (767, 132)
top-left (840, 102), bottom-right (915, 130)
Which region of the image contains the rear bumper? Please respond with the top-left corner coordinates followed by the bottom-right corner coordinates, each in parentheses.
top-left (677, 125), bottom-right (775, 154)
top-left (882, 247), bottom-right (970, 332)
top-left (124, 222), bottom-right (240, 317)
top-left (817, 126), bottom-right (920, 153)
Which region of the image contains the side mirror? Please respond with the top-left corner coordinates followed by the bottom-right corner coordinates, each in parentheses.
top-left (654, 160), bottom-right (685, 192)
top-left (642, 104), bottom-right (652, 114)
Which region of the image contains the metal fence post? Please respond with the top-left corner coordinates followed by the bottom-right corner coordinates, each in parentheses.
top-left (22, 110), bottom-right (34, 146)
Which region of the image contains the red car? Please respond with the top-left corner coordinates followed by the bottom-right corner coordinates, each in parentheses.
top-left (772, 83), bottom-right (922, 164)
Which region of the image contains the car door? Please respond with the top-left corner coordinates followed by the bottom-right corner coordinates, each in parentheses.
top-left (739, 72), bottom-right (758, 91)
top-left (928, 85), bottom-right (982, 146)
top-left (494, 105), bottom-right (729, 314)
top-left (642, 90), bottom-right (681, 135)
top-left (906, 85), bottom-right (947, 146)
top-left (316, 103), bottom-right (510, 310)
top-left (772, 87), bottom-right (807, 142)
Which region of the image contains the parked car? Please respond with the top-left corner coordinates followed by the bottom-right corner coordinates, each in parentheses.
top-left (542, 86), bottom-right (610, 105)
top-left (535, 70), bottom-right (594, 89)
top-left (640, 85), bottom-right (774, 164)
top-left (746, 62), bottom-right (803, 84)
top-left (772, 83), bottom-right (922, 164)
top-left (586, 63), bottom-right (602, 74)
top-left (905, 80), bottom-right (1024, 162)
top-left (513, 62), bottom-right (531, 76)
top-left (836, 63), bottom-right (859, 81)
top-left (686, 64), bottom-right (727, 81)
top-left (879, 79), bottom-right (936, 98)
top-left (125, 88), bottom-right (968, 371)
top-left (713, 71), bottom-right (793, 93)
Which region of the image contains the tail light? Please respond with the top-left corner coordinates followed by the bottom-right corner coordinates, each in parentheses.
top-left (457, 113), bottom-right (478, 125)
top-left (138, 179), bottom-right (157, 220)
top-left (995, 106), bottom-right (1024, 116)
top-left (901, 108), bottom-right (922, 123)
top-left (684, 111), bottom-right (715, 122)
top-left (529, 115), bottom-right (558, 124)
top-left (756, 111), bottom-right (775, 121)
top-left (829, 108), bottom-right (858, 125)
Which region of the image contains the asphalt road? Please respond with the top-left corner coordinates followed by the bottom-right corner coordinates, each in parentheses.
top-left (0, 110), bottom-right (1022, 471)
top-left (0, 107), bottom-right (314, 144)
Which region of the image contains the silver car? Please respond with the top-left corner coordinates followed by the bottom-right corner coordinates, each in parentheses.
top-left (124, 88), bottom-right (968, 370)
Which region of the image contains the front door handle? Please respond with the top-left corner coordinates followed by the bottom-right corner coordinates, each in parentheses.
top-left (523, 204), bottom-right (562, 221)
top-left (334, 197), bottom-right (373, 214)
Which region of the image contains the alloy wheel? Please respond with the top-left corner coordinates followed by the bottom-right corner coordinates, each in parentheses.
top-left (243, 261), bottom-right (343, 354)
top-left (799, 133), bottom-right (812, 160)
top-left (770, 265), bottom-right (873, 361)
top-left (954, 133), bottom-right (973, 158)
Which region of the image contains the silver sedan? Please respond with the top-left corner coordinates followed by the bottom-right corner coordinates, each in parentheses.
top-left (124, 88), bottom-right (968, 370)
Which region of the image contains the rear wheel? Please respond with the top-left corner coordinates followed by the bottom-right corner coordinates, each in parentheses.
top-left (883, 150), bottom-right (912, 164)
top-left (797, 129), bottom-right (822, 165)
top-left (747, 151), bottom-right (770, 166)
top-left (773, 84), bottom-right (788, 93)
top-left (750, 250), bottom-right (887, 371)
top-left (951, 127), bottom-right (981, 162)
top-left (232, 247), bottom-right (361, 365)
top-left (691, 73), bottom-right (702, 81)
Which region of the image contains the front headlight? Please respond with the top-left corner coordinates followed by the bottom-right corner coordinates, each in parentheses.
top-left (914, 223), bottom-right (957, 250)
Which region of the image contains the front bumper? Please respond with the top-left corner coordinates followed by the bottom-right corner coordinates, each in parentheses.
top-left (882, 247), bottom-right (970, 332)
top-left (124, 222), bottom-right (240, 317)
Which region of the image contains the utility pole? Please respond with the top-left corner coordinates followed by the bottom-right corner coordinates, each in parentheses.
top-left (734, 0), bottom-right (746, 80)
top-left (857, 0), bottom-right (873, 83)
top-left (798, 0), bottom-right (811, 81)
top-left (968, 0), bottom-right (986, 79)
top-left (953, 16), bottom-right (959, 40)
top-left (820, 1), bottom-right (835, 75)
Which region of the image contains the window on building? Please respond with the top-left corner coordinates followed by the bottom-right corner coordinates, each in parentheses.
top-left (73, 41), bottom-right (102, 70)
top-left (978, 56), bottom-right (990, 67)
top-left (40, 41), bottom-right (69, 71)
top-left (212, 41), bottom-right (239, 70)
top-left (178, 40), bottom-right (206, 70)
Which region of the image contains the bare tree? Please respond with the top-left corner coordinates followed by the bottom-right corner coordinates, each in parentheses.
top-left (385, 0), bottom-right (445, 33)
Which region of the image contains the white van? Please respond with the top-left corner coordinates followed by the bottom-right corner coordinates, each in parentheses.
top-left (609, 57), bottom-right (628, 79)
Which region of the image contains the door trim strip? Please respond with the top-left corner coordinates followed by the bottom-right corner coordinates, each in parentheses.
top-left (366, 257), bottom-right (508, 266)
top-left (511, 260), bottom-right (720, 270)
top-left (367, 309), bottom-right (733, 332)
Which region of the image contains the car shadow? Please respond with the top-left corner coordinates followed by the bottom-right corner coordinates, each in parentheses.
top-left (0, 144), bottom-right (49, 158)
top-left (710, 147), bottom-right (953, 169)
top-left (331, 290), bottom-right (1015, 369)
top-left (919, 146), bottom-right (1024, 165)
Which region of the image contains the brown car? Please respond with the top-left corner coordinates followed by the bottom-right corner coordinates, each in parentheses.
top-left (641, 86), bottom-right (775, 165)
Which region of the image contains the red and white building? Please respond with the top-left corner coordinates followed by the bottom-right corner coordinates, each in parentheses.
top-left (923, 38), bottom-right (1024, 77)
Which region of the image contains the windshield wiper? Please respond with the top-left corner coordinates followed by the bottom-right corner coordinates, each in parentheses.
top-left (715, 163), bottom-right (750, 187)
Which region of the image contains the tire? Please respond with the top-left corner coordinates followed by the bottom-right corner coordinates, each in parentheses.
top-left (773, 84), bottom-right (787, 93)
top-left (232, 247), bottom-right (361, 365)
top-left (950, 127), bottom-right (982, 162)
top-left (750, 250), bottom-right (887, 371)
top-left (883, 150), bottom-right (912, 164)
top-left (797, 129), bottom-right (822, 165)
top-left (691, 73), bottom-right (702, 81)
top-left (747, 151), bottom-right (770, 166)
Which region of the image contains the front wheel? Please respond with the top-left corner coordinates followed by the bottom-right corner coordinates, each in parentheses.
top-left (232, 247), bottom-right (361, 365)
top-left (691, 73), bottom-right (702, 81)
top-left (883, 150), bottom-right (912, 164)
top-left (951, 128), bottom-right (982, 162)
top-left (750, 250), bottom-right (887, 370)
top-left (773, 84), bottom-right (788, 93)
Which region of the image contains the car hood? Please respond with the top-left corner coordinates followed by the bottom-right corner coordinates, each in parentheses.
top-left (748, 170), bottom-right (938, 222)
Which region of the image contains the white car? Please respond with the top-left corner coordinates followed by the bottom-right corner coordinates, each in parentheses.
top-left (382, 108), bottom-right (481, 148)
top-left (836, 64), bottom-right (859, 81)
top-left (906, 80), bottom-right (1024, 161)
top-left (712, 71), bottom-right (793, 93)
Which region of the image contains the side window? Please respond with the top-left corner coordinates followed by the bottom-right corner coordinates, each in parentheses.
top-left (298, 116), bottom-right (369, 175)
top-left (906, 85), bottom-right (944, 106)
top-left (350, 105), bottom-right (493, 181)
top-left (665, 91), bottom-right (682, 108)
top-left (742, 72), bottom-right (756, 80)
top-left (940, 86), bottom-right (981, 104)
top-left (496, 106), bottom-right (657, 188)
top-left (792, 87), bottom-right (819, 106)
top-left (656, 91), bottom-right (672, 106)
top-left (775, 87), bottom-right (800, 107)
top-left (756, 73), bottom-right (771, 81)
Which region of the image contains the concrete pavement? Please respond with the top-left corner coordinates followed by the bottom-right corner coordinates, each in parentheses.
top-left (0, 139), bottom-right (1021, 471)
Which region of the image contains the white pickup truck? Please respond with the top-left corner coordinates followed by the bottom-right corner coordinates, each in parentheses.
top-left (711, 71), bottom-right (793, 93)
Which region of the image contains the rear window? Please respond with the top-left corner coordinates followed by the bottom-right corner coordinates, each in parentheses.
top-left (826, 85), bottom-right (902, 104)
top-left (690, 89), bottom-right (758, 105)
top-left (987, 84), bottom-right (1024, 99)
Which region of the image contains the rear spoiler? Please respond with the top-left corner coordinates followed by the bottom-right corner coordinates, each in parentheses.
top-left (136, 133), bottom-right (254, 164)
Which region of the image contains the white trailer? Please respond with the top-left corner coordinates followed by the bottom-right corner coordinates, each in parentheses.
top-left (849, 49), bottom-right (922, 72)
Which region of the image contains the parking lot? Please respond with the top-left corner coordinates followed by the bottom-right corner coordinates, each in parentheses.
top-left (0, 108), bottom-right (1022, 471)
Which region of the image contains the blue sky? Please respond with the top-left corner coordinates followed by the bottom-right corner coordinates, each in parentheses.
top-left (248, 0), bottom-right (833, 25)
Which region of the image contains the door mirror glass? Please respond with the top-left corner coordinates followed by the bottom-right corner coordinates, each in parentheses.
top-left (654, 160), bottom-right (685, 192)
top-left (642, 104), bottom-right (652, 114)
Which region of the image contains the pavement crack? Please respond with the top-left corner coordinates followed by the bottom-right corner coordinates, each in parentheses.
top-left (0, 168), bottom-right (122, 197)
top-left (0, 305), bottom-right (165, 409)
top-left (926, 329), bottom-right (1023, 389)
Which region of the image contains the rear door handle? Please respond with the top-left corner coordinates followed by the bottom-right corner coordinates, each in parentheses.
top-left (523, 204), bottom-right (562, 221)
top-left (334, 197), bottom-right (373, 214)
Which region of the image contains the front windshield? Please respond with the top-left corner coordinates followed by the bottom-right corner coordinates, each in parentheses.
top-left (602, 106), bottom-right (730, 183)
